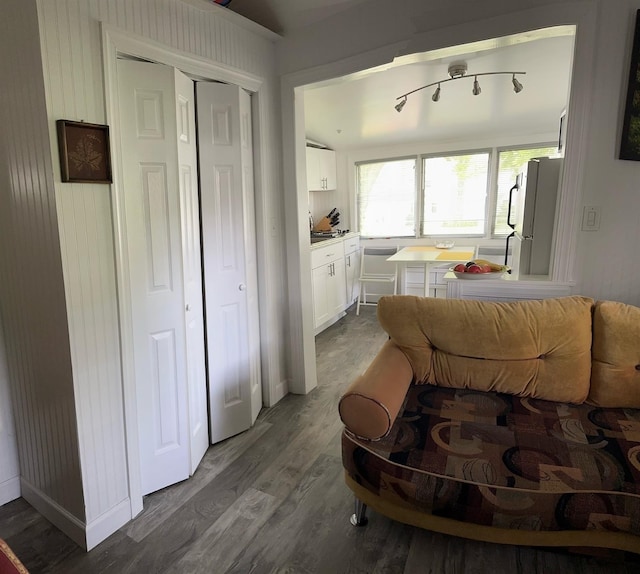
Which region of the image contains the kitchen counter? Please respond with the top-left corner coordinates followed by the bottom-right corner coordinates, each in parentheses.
top-left (310, 231), bottom-right (358, 250)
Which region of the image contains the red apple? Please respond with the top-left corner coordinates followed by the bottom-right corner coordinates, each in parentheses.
top-left (467, 264), bottom-right (483, 273)
top-left (481, 264), bottom-right (492, 273)
top-left (453, 263), bottom-right (466, 273)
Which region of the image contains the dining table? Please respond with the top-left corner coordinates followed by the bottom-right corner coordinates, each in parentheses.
top-left (386, 245), bottom-right (476, 297)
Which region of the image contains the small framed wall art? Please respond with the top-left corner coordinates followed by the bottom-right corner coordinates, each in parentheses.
top-left (620, 10), bottom-right (640, 161)
top-left (56, 120), bottom-right (113, 183)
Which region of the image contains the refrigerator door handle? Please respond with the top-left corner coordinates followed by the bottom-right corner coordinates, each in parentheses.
top-left (505, 232), bottom-right (514, 270)
top-left (507, 182), bottom-right (519, 230)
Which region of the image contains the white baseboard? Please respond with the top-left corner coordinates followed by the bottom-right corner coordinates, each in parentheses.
top-left (0, 476), bottom-right (20, 506)
top-left (272, 379), bottom-right (288, 406)
top-left (20, 478), bottom-right (87, 549)
top-left (85, 498), bottom-right (132, 551)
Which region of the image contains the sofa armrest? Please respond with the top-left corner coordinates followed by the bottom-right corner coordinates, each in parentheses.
top-left (338, 340), bottom-right (414, 440)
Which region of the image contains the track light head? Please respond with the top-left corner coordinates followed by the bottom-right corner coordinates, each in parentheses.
top-left (432, 84), bottom-right (441, 102)
top-left (472, 76), bottom-right (481, 96)
top-left (395, 97), bottom-right (407, 112)
top-left (512, 74), bottom-right (524, 93)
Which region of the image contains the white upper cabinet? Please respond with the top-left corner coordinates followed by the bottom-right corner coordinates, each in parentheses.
top-left (306, 147), bottom-right (336, 191)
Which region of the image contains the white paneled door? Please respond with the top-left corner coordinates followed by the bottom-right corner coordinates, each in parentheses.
top-left (117, 59), bottom-right (208, 495)
top-left (197, 82), bottom-right (262, 444)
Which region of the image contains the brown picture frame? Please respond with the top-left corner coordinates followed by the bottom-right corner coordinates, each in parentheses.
top-left (57, 120), bottom-right (113, 183)
top-left (620, 10), bottom-right (640, 161)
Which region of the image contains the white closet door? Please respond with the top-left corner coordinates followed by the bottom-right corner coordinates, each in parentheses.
top-left (174, 68), bottom-right (209, 474)
top-left (118, 59), bottom-right (207, 495)
top-left (196, 82), bottom-right (262, 444)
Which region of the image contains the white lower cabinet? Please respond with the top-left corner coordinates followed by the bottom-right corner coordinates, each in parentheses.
top-left (311, 234), bottom-right (359, 333)
top-left (344, 236), bottom-right (360, 305)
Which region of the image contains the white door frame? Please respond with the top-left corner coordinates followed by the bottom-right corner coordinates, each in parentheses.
top-left (101, 23), bottom-right (271, 518)
top-left (282, 2), bottom-right (598, 394)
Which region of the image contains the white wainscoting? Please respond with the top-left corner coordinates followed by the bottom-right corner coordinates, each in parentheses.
top-left (0, 0), bottom-right (85, 527)
top-left (34, 0), bottom-right (286, 547)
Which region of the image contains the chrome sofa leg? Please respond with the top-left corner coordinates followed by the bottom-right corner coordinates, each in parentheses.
top-left (350, 498), bottom-right (368, 526)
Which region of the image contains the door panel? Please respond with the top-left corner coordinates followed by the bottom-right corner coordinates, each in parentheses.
top-left (174, 68), bottom-right (209, 474)
top-left (118, 59), bottom-right (208, 494)
top-left (197, 82), bottom-right (262, 444)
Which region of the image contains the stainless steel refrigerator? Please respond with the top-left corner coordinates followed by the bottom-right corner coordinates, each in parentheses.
top-left (505, 157), bottom-right (563, 276)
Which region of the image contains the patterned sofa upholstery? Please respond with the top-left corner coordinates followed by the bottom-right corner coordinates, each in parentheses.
top-left (339, 296), bottom-right (640, 554)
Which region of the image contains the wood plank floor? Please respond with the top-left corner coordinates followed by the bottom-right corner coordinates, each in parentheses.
top-left (1, 305), bottom-right (638, 573)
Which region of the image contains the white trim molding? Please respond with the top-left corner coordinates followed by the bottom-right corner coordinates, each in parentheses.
top-left (101, 22), bottom-right (274, 520)
top-left (0, 477), bottom-right (20, 506)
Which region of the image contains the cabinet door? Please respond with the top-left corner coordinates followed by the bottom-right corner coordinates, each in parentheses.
top-left (327, 260), bottom-right (347, 316)
top-left (306, 148), bottom-right (322, 191)
top-left (318, 148), bottom-right (336, 190)
top-left (307, 147), bottom-right (336, 191)
top-left (312, 264), bottom-right (330, 327)
top-left (345, 249), bottom-right (360, 304)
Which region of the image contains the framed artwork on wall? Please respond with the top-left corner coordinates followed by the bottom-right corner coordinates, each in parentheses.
top-left (56, 120), bottom-right (113, 183)
top-left (620, 10), bottom-right (640, 161)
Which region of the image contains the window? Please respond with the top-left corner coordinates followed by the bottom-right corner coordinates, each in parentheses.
top-left (422, 152), bottom-right (489, 236)
top-left (356, 144), bottom-right (558, 239)
top-left (493, 146), bottom-right (559, 236)
top-left (357, 158), bottom-right (416, 237)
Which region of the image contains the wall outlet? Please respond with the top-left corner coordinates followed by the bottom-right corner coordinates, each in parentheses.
top-left (581, 206), bottom-right (600, 231)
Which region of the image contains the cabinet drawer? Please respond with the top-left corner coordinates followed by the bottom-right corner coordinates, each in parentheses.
top-left (311, 241), bottom-right (345, 269)
top-left (343, 237), bottom-right (360, 254)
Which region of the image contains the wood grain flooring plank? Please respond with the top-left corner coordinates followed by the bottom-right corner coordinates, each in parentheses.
top-left (172, 487), bottom-right (279, 574)
top-left (225, 453), bottom-right (348, 574)
top-left (124, 419), bottom-right (273, 542)
top-left (2, 306), bottom-right (639, 574)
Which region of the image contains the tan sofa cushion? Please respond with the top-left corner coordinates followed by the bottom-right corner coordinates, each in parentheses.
top-left (589, 300), bottom-right (640, 408)
top-left (377, 295), bottom-right (594, 404)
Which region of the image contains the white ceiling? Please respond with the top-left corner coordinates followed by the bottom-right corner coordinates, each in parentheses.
top-left (224, 3), bottom-right (575, 153)
top-left (303, 29), bottom-right (575, 151)
top-left (226, 0), bottom-right (368, 35)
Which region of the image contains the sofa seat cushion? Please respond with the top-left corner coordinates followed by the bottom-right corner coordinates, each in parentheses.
top-left (342, 384), bottom-right (640, 537)
top-left (589, 300), bottom-right (640, 408)
top-left (377, 296), bottom-right (594, 404)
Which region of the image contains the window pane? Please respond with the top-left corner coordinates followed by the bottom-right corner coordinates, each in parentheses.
top-left (357, 159), bottom-right (415, 237)
top-left (494, 146), bottom-right (558, 236)
top-left (422, 153), bottom-right (489, 236)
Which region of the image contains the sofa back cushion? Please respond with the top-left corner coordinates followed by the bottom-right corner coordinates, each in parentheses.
top-left (377, 295), bottom-right (594, 404)
top-left (589, 300), bottom-right (640, 408)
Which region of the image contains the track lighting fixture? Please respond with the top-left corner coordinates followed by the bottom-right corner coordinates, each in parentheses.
top-left (472, 76), bottom-right (481, 96)
top-left (394, 97), bottom-right (407, 112)
top-left (394, 61), bottom-right (525, 112)
top-left (512, 74), bottom-right (524, 93)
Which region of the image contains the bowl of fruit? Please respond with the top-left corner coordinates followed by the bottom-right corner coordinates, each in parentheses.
top-left (450, 259), bottom-right (509, 279)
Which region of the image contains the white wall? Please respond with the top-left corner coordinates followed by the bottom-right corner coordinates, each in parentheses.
top-left (281, 0), bottom-right (640, 310)
top-left (0, 0), bottom-right (286, 550)
top-left (0, 311), bottom-right (20, 506)
top-left (0, 0), bottom-right (86, 535)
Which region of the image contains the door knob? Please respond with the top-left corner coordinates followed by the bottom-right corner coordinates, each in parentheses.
top-left (185, 304), bottom-right (191, 311)
top-left (239, 283), bottom-right (246, 291)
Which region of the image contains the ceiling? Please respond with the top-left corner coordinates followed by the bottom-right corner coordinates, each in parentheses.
top-left (303, 29), bottom-right (575, 151)
top-left (225, 0), bottom-right (367, 35)
top-left (223, 3), bottom-right (576, 153)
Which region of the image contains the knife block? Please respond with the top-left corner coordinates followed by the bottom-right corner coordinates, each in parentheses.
top-left (312, 216), bottom-right (332, 232)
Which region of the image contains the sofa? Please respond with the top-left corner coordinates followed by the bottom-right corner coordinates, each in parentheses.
top-left (339, 295), bottom-right (640, 554)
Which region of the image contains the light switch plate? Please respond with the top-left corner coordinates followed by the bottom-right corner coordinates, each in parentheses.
top-left (581, 206), bottom-right (600, 231)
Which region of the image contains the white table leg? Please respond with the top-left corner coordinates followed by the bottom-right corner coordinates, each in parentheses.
top-left (423, 262), bottom-right (430, 297)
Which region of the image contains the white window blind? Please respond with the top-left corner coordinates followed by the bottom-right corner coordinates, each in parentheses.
top-left (357, 159), bottom-right (416, 237)
top-left (422, 153), bottom-right (489, 236)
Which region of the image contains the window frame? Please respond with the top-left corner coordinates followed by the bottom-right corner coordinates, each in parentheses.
top-left (355, 142), bottom-right (557, 240)
top-left (419, 148), bottom-right (492, 238)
